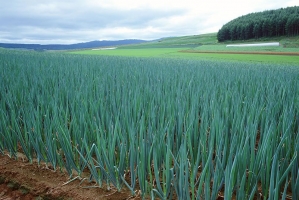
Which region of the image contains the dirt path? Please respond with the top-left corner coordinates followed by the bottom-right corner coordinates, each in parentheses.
top-left (0, 153), bottom-right (141, 200)
top-left (180, 50), bottom-right (299, 56)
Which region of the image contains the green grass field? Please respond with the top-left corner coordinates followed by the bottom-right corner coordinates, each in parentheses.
top-left (71, 48), bottom-right (186, 57)
top-left (70, 48), bottom-right (299, 64)
top-left (70, 33), bottom-right (299, 64)
top-left (179, 52), bottom-right (299, 64)
top-left (71, 49), bottom-right (299, 64)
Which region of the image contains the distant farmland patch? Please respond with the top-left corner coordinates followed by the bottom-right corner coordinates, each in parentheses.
top-left (92, 47), bottom-right (117, 50)
top-left (226, 42), bottom-right (280, 47)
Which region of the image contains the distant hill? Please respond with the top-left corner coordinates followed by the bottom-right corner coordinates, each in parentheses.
top-left (0, 39), bottom-right (147, 50)
top-left (217, 6), bottom-right (299, 42)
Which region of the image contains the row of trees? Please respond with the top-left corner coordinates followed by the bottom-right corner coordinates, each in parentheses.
top-left (217, 6), bottom-right (299, 42)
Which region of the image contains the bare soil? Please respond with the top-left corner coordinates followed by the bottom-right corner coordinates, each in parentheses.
top-left (0, 152), bottom-right (293, 200)
top-left (0, 153), bottom-right (142, 200)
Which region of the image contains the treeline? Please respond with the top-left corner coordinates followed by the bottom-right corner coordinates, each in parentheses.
top-left (217, 6), bottom-right (299, 42)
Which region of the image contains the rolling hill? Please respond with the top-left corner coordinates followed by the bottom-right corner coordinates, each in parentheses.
top-left (0, 39), bottom-right (147, 50)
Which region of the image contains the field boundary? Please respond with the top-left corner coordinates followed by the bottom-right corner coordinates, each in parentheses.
top-left (180, 50), bottom-right (299, 56)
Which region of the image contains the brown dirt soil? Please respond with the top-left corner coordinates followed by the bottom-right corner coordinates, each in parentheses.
top-left (0, 151), bottom-right (292, 200)
top-left (180, 50), bottom-right (299, 56)
top-left (0, 153), bottom-right (143, 200)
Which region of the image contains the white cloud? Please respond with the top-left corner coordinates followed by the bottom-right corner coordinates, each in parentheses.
top-left (0, 0), bottom-right (297, 44)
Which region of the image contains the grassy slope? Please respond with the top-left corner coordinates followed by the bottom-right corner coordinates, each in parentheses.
top-left (221, 35), bottom-right (299, 47)
top-left (70, 33), bottom-right (299, 64)
top-left (117, 33), bottom-right (218, 49)
top-left (194, 44), bottom-right (299, 52)
top-left (194, 35), bottom-right (299, 52)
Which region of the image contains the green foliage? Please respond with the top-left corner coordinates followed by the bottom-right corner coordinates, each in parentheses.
top-left (218, 6), bottom-right (299, 42)
top-left (1, 49), bottom-right (299, 199)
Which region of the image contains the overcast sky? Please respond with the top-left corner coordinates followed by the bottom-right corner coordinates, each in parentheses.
top-left (0, 0), bottom-right (297, 44)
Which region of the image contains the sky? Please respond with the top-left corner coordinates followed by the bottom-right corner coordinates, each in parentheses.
top-left (0, 0), bottom-right (297, 44)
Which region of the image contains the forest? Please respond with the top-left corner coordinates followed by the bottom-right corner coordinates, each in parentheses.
top-left (217, 6), bottom-right (299, 42)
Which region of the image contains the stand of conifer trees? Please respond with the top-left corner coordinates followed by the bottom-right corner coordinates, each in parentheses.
top-left (217, 6), bottom-right (299, 42)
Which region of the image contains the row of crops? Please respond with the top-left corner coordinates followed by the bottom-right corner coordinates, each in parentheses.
top-left (0, 49), bottom-right (299, 199)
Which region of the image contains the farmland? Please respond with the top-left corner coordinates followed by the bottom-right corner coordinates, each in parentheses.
top-left (71, 47), bottom-right (299, 64)
top-left (1, 48), bottom-right (299, 199)
top-left (70, 34), bottom-right (299, 64)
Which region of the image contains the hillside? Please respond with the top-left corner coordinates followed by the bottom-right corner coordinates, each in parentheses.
top-left (217, 6), bottom-right (299, 42)
top-left (118, 33), bottom-right (299, 49)
top-left (117, 33), bottom-right (218, 49)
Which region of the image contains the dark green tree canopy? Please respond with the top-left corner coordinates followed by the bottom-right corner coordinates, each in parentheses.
top-left (217, 6), bottom-right (299, 42)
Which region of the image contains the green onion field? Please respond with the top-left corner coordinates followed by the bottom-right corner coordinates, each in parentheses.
top-left (1, 47), bottom-right (299, 199)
